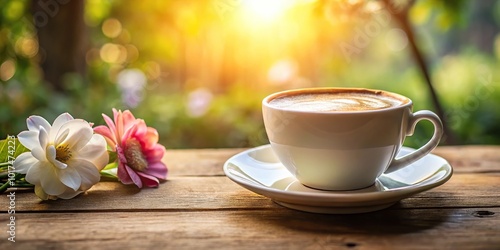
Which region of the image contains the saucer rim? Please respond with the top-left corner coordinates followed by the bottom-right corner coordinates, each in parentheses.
top-left (223, 144), bottom-right (453, 208)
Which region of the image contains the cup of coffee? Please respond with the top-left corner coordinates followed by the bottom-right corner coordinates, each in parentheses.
top-left (262, 87), bottom-right (443, 191)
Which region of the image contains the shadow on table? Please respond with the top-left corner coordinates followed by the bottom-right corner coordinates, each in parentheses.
top-left (249, 201), bottom-right (454, 235)
top-left (31, 182), bottom-right (141, 211)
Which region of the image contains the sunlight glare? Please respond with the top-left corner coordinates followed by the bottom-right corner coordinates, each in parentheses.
top-left (241, 0), bottom-right (291, 23)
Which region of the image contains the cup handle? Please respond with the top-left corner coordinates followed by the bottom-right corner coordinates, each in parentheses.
top-left (385, 110), bottom-right (444, 174)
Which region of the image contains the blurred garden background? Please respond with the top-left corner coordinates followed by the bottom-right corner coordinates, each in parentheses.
top-left (1, 0), bottom-right (499, 149)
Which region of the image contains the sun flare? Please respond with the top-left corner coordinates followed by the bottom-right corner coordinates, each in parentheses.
top-left (241, 0), bottom-right (292, 23)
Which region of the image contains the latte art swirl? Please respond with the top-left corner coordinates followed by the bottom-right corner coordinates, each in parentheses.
top-left (269, 92), bottom-right (405, 112)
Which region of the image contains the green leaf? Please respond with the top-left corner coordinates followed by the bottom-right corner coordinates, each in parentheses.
top-left (103, 161), bottom-right (118, 171)
top-left (0, 136), bottom-right (31, 193)
top-left (100, 171), bottom-right (118, 180)
top-left (0, 136), bottom-right (30, 166)
top-left (107, 150), bottom-right (117, 164)
top-left (100, 164), bottom-right (119, 181)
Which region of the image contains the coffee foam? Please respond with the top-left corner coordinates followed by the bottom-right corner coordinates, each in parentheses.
top-left (269, 92), bottom-right (405, 112)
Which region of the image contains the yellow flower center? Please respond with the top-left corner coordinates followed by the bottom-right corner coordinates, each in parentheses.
top-left (56, 145), bottom-right (72, 163)
top-left (124, 138), bottom-right (148, 172)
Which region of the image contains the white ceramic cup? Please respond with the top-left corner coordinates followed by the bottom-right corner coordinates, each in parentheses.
top-left (262, 87), bottom-right (443, 191)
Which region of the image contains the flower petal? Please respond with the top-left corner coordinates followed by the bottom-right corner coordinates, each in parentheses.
top-left (68, 158), bottom-right (100, 190)
top-left (27, 161), bottom-right (67, 196)
top-left (17, 131), bottom-right (39, 150)
top-left (58, 120), bottom-right (93, 152)
top-left (31, 145), bottom-right (47, 162)
top-left (34, 185), bottom-right (50, 200)
top-left (124, 164), bottom-right (143, 188)
top-left (57, 167), bottom-right (82, 191)
top-left (76, 134), bottom-right (109, 171)
top-left (49, 113), bottom-right (74, 142)
top-left (46, 145), bottom-right (67, 170)
top-left (45, 144), bottom-right (56, 160)
top-left (136, 172), bottom-right (160, 187)
top-left (103, 113), bottom-right (118, 143)
top-left (25, 161), bottom-right (47, 185)
top-left (114, 109), bottom-right (124, 142)
top-left (13, 152), bottom-right (38, 174)
top-left (116, 145), bottom-right (128, 164)
top-left (54, 128), bottom-right (70, 147)
top-left (121, 121), bottom-right (139, 143)
top-left (27, 116), bottom-right (51, 132)
top-left (38, 125), bottom-right (49, 150)
top-left (117, 162), bottom-right (134, 185)
top-left (121, 110), bottom-right (137, 134)
top-left (134, 120), bottom-right (148, 138)
top-left (144, 162), bottom-right (168, 180)
top-left (93, 125), bottom-right (117, 149)
top-left (40, 168), bottom-right (67, 196)
top-left (143, 127), bottom-right (159, 149)
top-left (145, 145), bottom-right (165, 162)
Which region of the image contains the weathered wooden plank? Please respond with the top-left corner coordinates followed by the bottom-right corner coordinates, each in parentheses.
top-left (6, 173), bottom-right (500, 212)
top-left (163, 146), bottom-right (500, 178)
top-left (164, 148), bottom-right (244, 177)
top-left (2, 208), bottom-right (499, 249)
top-left (8, 177), bottom-right (275, 212)
top-left (432, 146), bottom-right (500, 173)
top-left (1, 147), bottom-right (498, 249)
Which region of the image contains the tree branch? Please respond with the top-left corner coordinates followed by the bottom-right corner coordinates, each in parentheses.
top-left (381, 0), bottom-right (457, 144)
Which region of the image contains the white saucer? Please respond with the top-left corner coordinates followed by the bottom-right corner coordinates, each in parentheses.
top-left (223, 145), bottom-right (453, 214)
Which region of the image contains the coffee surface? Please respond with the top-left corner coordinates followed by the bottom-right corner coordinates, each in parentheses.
top-left (269, 91), bottom-right (405, 112)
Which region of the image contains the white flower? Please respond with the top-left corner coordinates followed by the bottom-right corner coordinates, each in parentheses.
top-left (13, 113), bottom-right (109, 200)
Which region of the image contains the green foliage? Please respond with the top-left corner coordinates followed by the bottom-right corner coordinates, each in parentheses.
top-left (410, 0), bottom-right (469, 30)
top-left (0, 136), bottom-right (31, 193)
top-left (0, 137), bottom-right (29, 165)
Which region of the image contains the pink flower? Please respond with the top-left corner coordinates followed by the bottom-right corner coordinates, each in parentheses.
top-left (94, 109), bottom-right (167, 188)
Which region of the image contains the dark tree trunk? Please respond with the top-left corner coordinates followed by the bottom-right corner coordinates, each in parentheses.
top-left (31, 0), bottom-right (87, 92)
top-left (381, 0), bottom-right (458, 144)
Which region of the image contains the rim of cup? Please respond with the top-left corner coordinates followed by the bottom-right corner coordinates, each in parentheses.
top-left (263, 87), bottom-right (413, 114)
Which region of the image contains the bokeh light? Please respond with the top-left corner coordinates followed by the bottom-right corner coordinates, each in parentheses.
top-left (385, 28), bottom-right (409, 52)
top-left (241, 0), bottom-right (290, 23)
top-left (1, 0), bottom-right (499, 148)
top-left (268, 59), bottom-right (297, 85)
top-left (0, 59), bottom-right (16, 81)
top-left (100, 43), bottom-right (127, 64)
top-left (102, 18), bottom-right (122, 38)
top-left (15, 37), bottom-right (39, 58)
top-left (125, 44), bottom-right (139, 62)
top-left (116, 68), bottom-right (146, 108)
top-left (186, 88), bottom-right (213, 118)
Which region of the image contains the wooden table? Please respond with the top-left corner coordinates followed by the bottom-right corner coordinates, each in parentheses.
top-left (1, 145), bottom-right (499, 249)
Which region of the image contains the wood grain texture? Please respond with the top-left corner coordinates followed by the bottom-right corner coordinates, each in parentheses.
top-left (6, 173), bottom-right (500, 212)
top-left (1, 146), bottom-right (499, 249)
top-left (164, 148), bottom-right (244, 177)
top-left (432, 146), bottom-right (500, 173)
top-left (161, 146), bottom-right (500, 177)
top-left (1, 208), bottom-right (499, 249)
